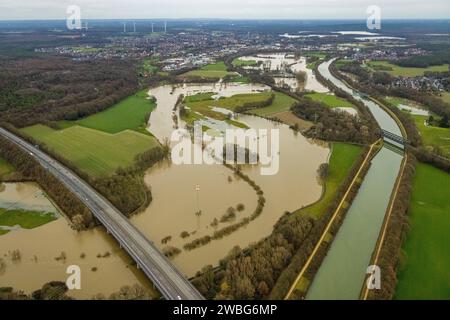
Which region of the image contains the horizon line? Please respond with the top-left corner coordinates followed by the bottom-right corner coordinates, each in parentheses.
top-left (1, 17), bottom-right (450, 22)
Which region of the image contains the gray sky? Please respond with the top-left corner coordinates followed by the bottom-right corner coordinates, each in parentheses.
top-left (0, 0), bottom-right (449, 20)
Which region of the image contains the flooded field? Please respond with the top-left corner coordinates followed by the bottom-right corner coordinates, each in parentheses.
top-left (238, 53), bottom-right (329, 93)
top-left (134, 83), bottom-right (329, 276)
top-left (0, 182), bottom-right (155, 299)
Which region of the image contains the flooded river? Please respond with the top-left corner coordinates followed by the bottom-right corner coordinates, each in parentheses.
top-left (238, 53), bottom-right (329, 93)
top-left (1, 81), bottom-right (329, 296)
top-left (135, 83), bottom-right (329, 276)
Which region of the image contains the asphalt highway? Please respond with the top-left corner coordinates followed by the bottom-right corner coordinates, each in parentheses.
top-left (0, 127), bottom-right (204, 300)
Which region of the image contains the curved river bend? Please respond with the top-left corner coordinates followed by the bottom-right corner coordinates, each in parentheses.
top-left (134, 83), bottom-right (329, 276)
top-left (306, 60), bottom-right (404, 300)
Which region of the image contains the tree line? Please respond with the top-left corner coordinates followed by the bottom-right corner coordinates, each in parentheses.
top-left (366, 153), bottom-right (417, 300)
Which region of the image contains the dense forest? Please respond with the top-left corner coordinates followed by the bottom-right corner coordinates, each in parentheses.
top-left (0, 56), bottom-right (138, 127)
top-left (393, 52), bottom-right (450, 68)
top-left (291, 97), bottom-right (378, 144)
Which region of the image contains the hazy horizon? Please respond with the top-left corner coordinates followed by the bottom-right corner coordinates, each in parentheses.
top-left (1, 0), bottom-right (449, 20)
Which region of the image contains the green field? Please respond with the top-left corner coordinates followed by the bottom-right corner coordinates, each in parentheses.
top-left (181, 61), bottom-right (236, 79)
top-left (367, 60), bottom-right (449, 77)
top-left (293, 143), bottom-right (363, 219)
top-left (182, 92), bottom-right (274, 127)
top-left (0, 208), bottom-right (57, 234)
top-left (335, 59), bottom-right (354, 69)
top-left (226, 75), bottom-right (250, 84)
top-left (305, 92), bottom-right (354, 109)
top-left (304, 52), bottom-right (327, 59)
top-left (247, 92), bottom-right (297, 117)
top-left (0, 158), bottom-right (15, 178)
top-left (412, 115), bottom-right (450, 157)
top-left (21, 125), bottom-right (159, 176)
top-left (395, 163), bottom-right (450, 299)
top-left (64, 90), bottom-right (156, 134)
top-left (439, 92), bottom-right (450, 104)
top-left (232, 58), bottom-right (258, 67)
top-left (385, 96), bottom-right (420, 107)
top-left (142, 58), bottom-right (159, 74)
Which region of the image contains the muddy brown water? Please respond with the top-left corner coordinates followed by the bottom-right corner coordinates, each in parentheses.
top-left (0, 182), bottom-right (156, 299)
top-left (1, 82), bottom-right (329, 296)
top-left (133, 83), bottom-right (329, 276)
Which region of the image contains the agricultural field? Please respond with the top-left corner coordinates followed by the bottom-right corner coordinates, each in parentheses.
top-left (303, 52), bottom-right (327, 59)
top-left (182, 91), bottom-right (298, 128)
top-left (20, 125), bottom-right (159, 176)
top-left (226, 74), bottom-right (250, 83)
top-left (439, 91), bottom-right (450, 104)
top-left (181, 61), bottom-right (236, 79)
top-left (395, 163), bottom-right (450, 299)
top-left (0, 158), bottom-right (15, 179)
top-left (412, 115), bottom-right (450, 157)
top-left (182, 92), bottom-right (273, 127)
top-left (247, 92), bottom-right (297, 117)
top-left (367, 60), bottom-right (449, 77)
top-left (232, 58), bottom-right (258, 67)
top-left (185, 91), bottom-right (273, 111)
top-left (0, 208), bottom-right (57, 235)
top-left (141, 58), bottom-right (159, 74)
top-left (335, 59), bottom-right (354, 69)
top-left (293, 143), bottom-right (363, 219)
top-left (305, 92), bottom-right (354, 109)
top-left (270, 111), bottom-right (314, 131)
top-left (385, 96), bottom-right (421, 107)
top-left (62, 90), bottom-right (156, 135)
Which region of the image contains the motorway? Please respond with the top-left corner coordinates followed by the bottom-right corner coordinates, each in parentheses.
top-left (0, 127), bottom-right (204, 300)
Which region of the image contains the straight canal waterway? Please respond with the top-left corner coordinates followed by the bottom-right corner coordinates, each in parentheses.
top-left (306, 60), bottom-right (404, 299)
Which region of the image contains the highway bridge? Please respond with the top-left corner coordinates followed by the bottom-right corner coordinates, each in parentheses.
top-left (0, 127), bottom-right (204, 300)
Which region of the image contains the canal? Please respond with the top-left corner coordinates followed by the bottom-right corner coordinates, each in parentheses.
top-left (306, 59), bottom-right (404, 299)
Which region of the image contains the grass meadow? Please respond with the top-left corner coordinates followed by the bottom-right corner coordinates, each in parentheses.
top-left (293, 143), bottom-right (363, 219)
top-left (395, 163), bottom-right (450, 299)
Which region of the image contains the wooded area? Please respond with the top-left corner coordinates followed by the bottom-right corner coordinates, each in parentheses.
top-left (0, 56), bottom-right (138, 127)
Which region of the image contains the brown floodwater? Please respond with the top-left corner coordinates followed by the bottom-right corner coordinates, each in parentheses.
top-left (0, 182), bottom-right (155, 299)
top-left (238, 54), bottom-right (329, 93)
top-left (133, 83), bottom-right (330, 276)
top-left (1, 82), bottom-right (329, 296)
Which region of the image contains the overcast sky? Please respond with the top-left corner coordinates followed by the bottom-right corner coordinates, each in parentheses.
top-left (0, 0), bottom-right (449, 20)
